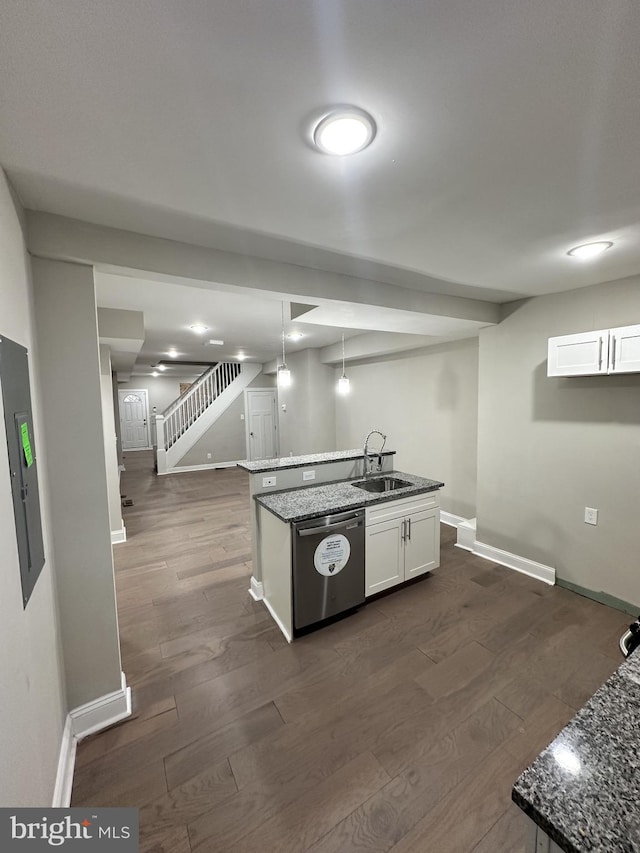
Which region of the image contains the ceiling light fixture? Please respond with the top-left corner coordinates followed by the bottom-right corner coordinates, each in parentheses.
top-left (277, 302), bottom-right (291, 388)
top-left (167, 349), bottom-right (178, 358)
top-left (190, 323), bottom-right (208, 334)
top-left (151, 371), bottom-right (159, 378)
top-left (287, 332), bottom-right (304, 342)
top-left (313, 106), bottom-right (376, 156)
top-left (337, 332), bottom-right (350, 395)
top-left (567, 241), bottom-right (613, 260)
top-left (237, 352), bottom-right (248, 361)
top-left (157, 364), bottom-right (167, 371)
top-left (207, 339), bottom-right (224, 346)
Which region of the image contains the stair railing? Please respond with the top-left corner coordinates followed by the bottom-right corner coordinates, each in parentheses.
top-left (156, 362), bottom-right (242, 453)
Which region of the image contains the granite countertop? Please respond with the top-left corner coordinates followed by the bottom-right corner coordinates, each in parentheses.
top-left (255, 470), bottom-right (444, 523)
top-left (238, 448), bottom-right (395, 474)
top-left (512, 649), bottom-right (640, 852)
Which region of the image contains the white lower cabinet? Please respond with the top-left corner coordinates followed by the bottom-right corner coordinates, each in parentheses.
top-left (365, 492), bottom-right (440, 597)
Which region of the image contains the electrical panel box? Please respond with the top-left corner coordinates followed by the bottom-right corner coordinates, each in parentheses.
top-left (0, 335), bottom-right (45, 608)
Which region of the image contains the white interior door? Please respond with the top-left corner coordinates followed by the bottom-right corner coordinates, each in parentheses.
top-left (246, 389), bottom-right (277, 461)
top-left (118, 389), bottom-right (151, 450)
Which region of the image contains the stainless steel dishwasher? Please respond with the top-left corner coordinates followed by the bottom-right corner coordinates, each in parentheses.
top-left (292, 509), bottom-right (365, 631)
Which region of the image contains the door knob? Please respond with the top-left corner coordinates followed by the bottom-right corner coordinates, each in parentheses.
top-left (250, 432), bottom-right (254, 437)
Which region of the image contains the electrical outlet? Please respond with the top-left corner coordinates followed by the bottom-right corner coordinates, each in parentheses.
top-left (240, 413), bottom-right (245, 421)
top-left (206, 452), bottom-right (212, 460)
top-left (584, 507), bottom-right (598, 526)
top-left (302, 470), bottom-right (316, 481)
top-left (262, 476), bottom-right (276, 488)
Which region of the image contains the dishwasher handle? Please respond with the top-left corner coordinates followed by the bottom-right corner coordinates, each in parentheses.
top-left (297, 516), bottom-right (364, 536)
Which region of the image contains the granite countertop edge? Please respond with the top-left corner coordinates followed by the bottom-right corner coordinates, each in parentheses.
top-left (511, 649), bottom-right (640, 853)
top-left (254, 470), bottom-right (444, 523)
top-left (237, 448), bottom-right (395, 473)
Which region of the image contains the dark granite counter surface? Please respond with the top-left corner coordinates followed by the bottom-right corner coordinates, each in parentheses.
top-left (512, 648), bottom-right (640, 852)
top-left (238, 448), bottom-right (395, 474)
top-left (255, 470), bottom-right (444, 523)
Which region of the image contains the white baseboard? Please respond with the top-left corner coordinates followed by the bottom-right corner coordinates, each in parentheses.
top-left (248, 576), bottom-right (264, 601)
top-left (440, 511), bottom-right (466, 528)
top-left (111, 523), bottom-right (127, 544)
top-left (455, 517), bottom-right (477, 552)
top-left (158, 459), bottom-right (243, 475)
top-left (70, 672), bottom-right (132, 741)
top-left (52, 715), bottom-right (76, 807)
top-left (472, 540), bottom-right (555, 585)
top-left (263, 597), bottom-right (292, 643)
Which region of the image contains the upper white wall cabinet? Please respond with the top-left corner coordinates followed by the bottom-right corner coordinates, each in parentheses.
top-left (547, 324), bottom-right (640, 376)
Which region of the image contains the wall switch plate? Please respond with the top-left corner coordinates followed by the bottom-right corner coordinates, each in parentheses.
top-left (262, 476), bottom-right (276, 487)
top-left (584, 507), bottom-right (598, 526)
top-left (240, 413), bottom-right (245, 420)
top-left (206, 452), bottom-right (212, 459)
top-left (302, 470), bottom-right (315, 481)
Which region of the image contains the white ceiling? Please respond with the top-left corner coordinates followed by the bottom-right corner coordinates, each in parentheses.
top-left (94, 272), bottom-right (362, 375)
top-left (2, 1), bottom-right (640, 302)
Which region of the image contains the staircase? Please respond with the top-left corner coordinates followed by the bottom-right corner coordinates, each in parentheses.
top-left (155, 361), bottom-right (261, 474)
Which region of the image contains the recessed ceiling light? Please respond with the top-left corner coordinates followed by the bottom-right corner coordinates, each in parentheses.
top-left (287, 332), bottom-right (304, 342)
top-left (206, 339), bottom-right (224, 346)
top-left (151, 371), bottom-right (159, 378)
top-left (567, 241), bottom-right (613, 260)
top-left (313, 107), bottom-right (376, 156)
top-left (157, 364), bottom-right (167, 371)
top-left (237, 352), bottom-right (248, 361)
top-left (190, 324), bottom-right (208, 334)
top-left (167, 349), bottom-right (178, 358)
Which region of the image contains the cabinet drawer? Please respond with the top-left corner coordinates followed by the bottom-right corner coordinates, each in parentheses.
top-left (365, 491), bottom-right (440, 525)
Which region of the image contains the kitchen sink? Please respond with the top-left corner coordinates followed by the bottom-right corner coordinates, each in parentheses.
top-left (352, 476), bottom-right (412, 493)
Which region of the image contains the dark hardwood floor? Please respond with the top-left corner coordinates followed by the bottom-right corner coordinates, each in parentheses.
top-left (72, 451), bottom-right (629, 852)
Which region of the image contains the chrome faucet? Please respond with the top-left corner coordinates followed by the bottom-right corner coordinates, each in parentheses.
top-left (363, 429), bottom-right (387, 475)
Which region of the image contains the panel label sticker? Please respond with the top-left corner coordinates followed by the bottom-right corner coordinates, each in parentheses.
top-left (314, 534), bottom-right (351, 576)
top-left (20, 422), bottom-right (33, 467)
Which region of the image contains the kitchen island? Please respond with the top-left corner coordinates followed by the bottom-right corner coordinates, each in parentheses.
top-left (253, 469), bottom-right (444, 641)
top-left (512, 648), bottom-right (640, 852)
top-left (238, 449), bottom-right (396, 601)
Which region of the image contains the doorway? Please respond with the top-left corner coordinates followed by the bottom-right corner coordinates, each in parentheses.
top-left (118, 389), bottom-right (151, 450)
top-left (245, 389), bottom-right (277, 461)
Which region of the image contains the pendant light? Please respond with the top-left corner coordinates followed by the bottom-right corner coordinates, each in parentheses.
top-left (277, 302), bottom-right (291, 387)
top-left (337, 332), bottom-right (350, 395)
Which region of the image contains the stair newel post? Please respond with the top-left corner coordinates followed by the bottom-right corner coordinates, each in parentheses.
top-left (155, 414), bottom-right (168, 474)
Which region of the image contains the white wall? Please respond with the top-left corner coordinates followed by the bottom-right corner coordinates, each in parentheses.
top-left (33, 257), bottom-right (123, 709)
top-left (477, 276), bottom-right (640, 608)
top-left (335, 339), bottom-right (479, 519)
top-left (0, 171), bottom-right (67, 805)
top-left (277, 349), bottom-right (337, 457)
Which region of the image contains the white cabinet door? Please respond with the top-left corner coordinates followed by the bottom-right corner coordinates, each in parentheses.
top-left (365, 517), bottom-right (403, 596)
top-left (609, 324), bottom-right (640, 374)
top-left (404, 509), bottom-right (440, 579)
top-left (547, 330), bottom-right (608, 376)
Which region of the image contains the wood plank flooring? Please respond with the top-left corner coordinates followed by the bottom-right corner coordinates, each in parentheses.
top-left (72, 451), bottom-right (630, 852)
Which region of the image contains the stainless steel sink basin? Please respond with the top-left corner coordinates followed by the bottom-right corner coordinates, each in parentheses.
top-left (352, 476), bottom-right (412, 493)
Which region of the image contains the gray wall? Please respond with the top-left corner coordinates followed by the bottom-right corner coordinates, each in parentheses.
top-left (335, 338), bottom-right (479, 518)
top-left (278, 349), bottom-right (337, 457)
top-left (0, 171), bottom-right (67, 805)
top-left (100, 346), bottom-right (124, 535)
top-left (179, 372), bottom-right (275, 466)
top-left (477, 276), bottom-right (640, 608)
top-left (33, 257), bottom-right (123, 709)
